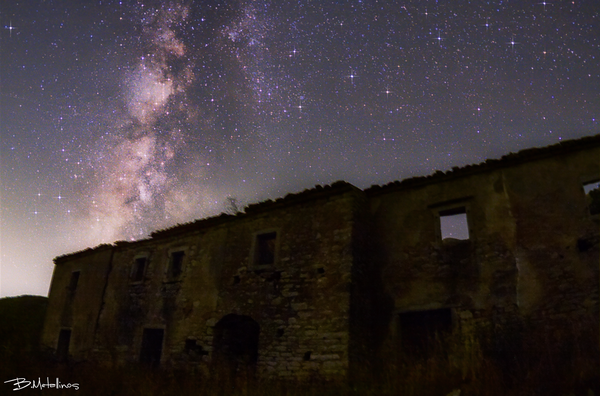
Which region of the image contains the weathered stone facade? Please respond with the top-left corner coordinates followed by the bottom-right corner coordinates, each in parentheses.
top-left (42, 135), bottom-right (600, 381)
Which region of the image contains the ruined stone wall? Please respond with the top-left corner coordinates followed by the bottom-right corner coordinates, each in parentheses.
top-left (207, 188), bottom-right (360, 379)
top-left (366, 144), bottom-right (600, 368)
top-left (41, 136), bottom-right (600, 382)
top-left (503, 148), bottom-right (600, 357)
top-left (41, 245), bottom-right (113, 361)
top-left (88, 184), bottom-right (361, 379)
top-left (367, 168), bottom-right (519, 365)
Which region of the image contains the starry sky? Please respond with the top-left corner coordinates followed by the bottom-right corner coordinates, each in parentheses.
top-left (1, 0), bottom-right (599, 297)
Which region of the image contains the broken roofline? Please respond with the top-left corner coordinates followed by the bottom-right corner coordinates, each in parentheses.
top-left (366, 133), bottom-right (600, 196)
top-left (54, 133), bottom-right (600, 263)
top-left (53, 181), bottom-right (361, 264)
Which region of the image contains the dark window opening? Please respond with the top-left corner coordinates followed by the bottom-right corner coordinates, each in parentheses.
top-left (256, 232), bottom-right (277, 265)
top-left (212, 314), bottom-right (260, 380)
top-left (168, 251), bottom-right (185, 278)
top-left (266, 271), bottom-right (281, 282)
top-left (56, 329), bottom-right (71, 362)
top-left (577, 237), bottom-right (594, 252)
top-left (398, 308), bottom-right (452, 359)
top-left (303, 351), bottom-right (312, 361)
top-left (132, 257), bottom-right (147, 282)
top-left (140, 328), bottom-right (164, 368)
top-left (185, 338), bottom-right (208, 358)
top-left (439, 207), bottom-right (469, 240)
top-left (68, 271), bottom-right (80, 292)
top-left (185, 338), bottom-right (196, 352)
top-left (583, 181), bottom-right (600, 216)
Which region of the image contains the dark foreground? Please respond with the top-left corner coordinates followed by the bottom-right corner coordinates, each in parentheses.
top-left (1, 295), bottom-right (597, 395)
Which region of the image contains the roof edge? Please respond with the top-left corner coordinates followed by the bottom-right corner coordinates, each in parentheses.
top-left (149, 180), bottom-right (360, 239)
top-left (366, 133), bottom-right (600, 196)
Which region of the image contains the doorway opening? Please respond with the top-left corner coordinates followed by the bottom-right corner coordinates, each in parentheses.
top-left (212, 314), bottom-right (260, 383)
top-left (140, 328), bottom-right (164, 368)
top-left (56, 329), bottom-right (71, 362)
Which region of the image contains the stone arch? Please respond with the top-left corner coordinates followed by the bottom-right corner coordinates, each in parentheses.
top-left (212, 314), bottom-right (260, 386)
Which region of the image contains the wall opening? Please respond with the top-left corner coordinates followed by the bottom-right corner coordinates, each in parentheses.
top-left (212, 314), bottom-right (260, 381)
top-left (185, 338), bottom-right (208, 360)
top-left (439, 207), bottom-right (470, 240)
top-left (140, 328), bottom-right (164, 368)
top-left (256, 232), bottom-right (277, 265)
top-left (398, 308), bottom-right (452, 359)
top-left (56, 329), bottom-right (71, 362)
top-left (131, 257), bottom-right (147, 282)
top-left (168, 251), bottom-right (185, 279)
top-left (68, 271), bottom-right (80, 292)
top-left (583, 180), bottom-right (600, 216)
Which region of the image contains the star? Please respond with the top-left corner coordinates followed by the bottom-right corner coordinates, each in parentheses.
top-left (482, 18), bottom-right (491, 31)
top-left (507, 36), bottom-right (519, 51)
top-left (4, 20), bottom-right (16, 37)
top-left (384, 86), bottom-right (392, 98)
top-left (348, 69), bottom-right (358, 84)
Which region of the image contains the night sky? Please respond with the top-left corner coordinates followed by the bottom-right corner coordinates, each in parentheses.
top-left (1, 0), bottom-right (599, 297)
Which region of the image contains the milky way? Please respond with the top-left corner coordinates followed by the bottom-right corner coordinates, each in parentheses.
top-left (1, 0), bottom-right (599, 296)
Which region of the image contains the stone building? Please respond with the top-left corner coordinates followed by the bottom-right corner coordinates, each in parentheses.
top-left (41, 135), bottom-right (600, 381)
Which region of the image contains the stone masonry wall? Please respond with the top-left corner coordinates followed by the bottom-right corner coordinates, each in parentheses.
top-left (41, 245), bottom-right (113, 361)
top-left (366, 168), bottom-right (519, 365)
top-left (365, 144), bottom-right (600, 370)
top-left (41, 135), bottom-right (600, 383)
top-left (88, 183), bottom-right (361, 379)
top-left (503, 148), bottom-right (600, 358)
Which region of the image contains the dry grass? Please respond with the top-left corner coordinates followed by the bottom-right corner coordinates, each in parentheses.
top-left (2, 330), bottom-right (597, 396)
top-left (1, 295), bottom-right (597, 395)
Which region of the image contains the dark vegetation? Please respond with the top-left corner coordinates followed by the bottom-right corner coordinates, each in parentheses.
top-left (0, 295), bottom-right (48, 358)
top-left (1, 295), bottom-right (597, 395)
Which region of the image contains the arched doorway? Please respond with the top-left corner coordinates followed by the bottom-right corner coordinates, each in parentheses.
top-left (212, 314), bottom-right (260, 388)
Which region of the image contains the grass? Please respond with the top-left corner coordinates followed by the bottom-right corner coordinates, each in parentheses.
top-left (1, 296), bottom-right (597, 395)
top-left (0, 295), bottom-right (48, 358)
top-left (2, 334), bottom-right (596, 396)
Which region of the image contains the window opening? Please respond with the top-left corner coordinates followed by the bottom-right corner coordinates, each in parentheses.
top-left (56, 329), bottom-right (71, 362)
top-left (68, 271), bottom-right (80, 291)
top-left (583, 181), bottom-right (600, 216)
top-left (398, 308), bottom-right (452, 358)
top-left (168, 251), bottom-right (184, 278)
top-left (132, 257), bottom-right (146, 282)
top-left (439, 207), bottom-right (469, 240)
top-left (140, 328), bottom-right (164, 368)
top-left (185, 338), bottom-right (208, 357)
top-left (256, 232), bottom-right (276, 265)
top-left (185, 338), bottom-right (197, 352)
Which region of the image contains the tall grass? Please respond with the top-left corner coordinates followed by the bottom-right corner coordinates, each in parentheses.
top-left (1, 295), bottom-right (597, 395)
top-left (2, 327), bottom-right (596, 396)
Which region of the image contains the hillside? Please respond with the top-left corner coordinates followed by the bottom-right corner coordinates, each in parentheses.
top-left (0, 295), bottom-right (48, 358)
